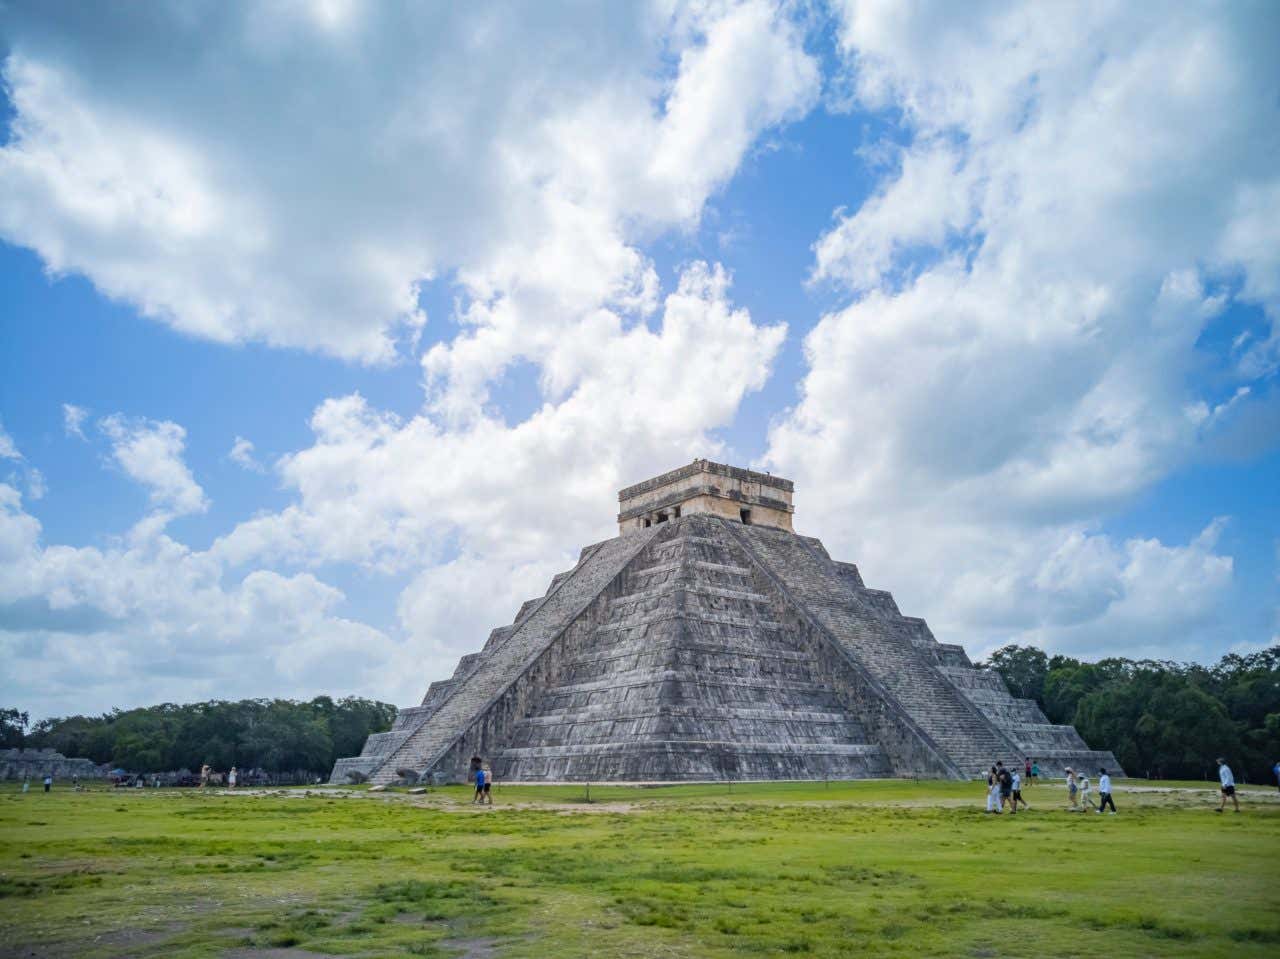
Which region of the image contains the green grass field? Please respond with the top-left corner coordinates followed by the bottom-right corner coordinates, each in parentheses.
top-left (2, 779), bottom-right (1277, 958)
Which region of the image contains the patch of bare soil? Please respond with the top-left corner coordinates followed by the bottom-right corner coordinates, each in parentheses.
top-left (438, 801), bottom-right (639, 815)
top-left (220, 950), bottom-right (347, 959)
top-left (438, 938), bottom-right (502, 959)
top-left (0, 923), bottom-right (183, 959)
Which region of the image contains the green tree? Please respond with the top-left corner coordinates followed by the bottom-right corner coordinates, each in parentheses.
top-left (0, 708), bottom-right (29, 749)
top-left (982, 645), bottom-right (1050, 701)
top-left (1042, 662), bottom-right (1104, 725)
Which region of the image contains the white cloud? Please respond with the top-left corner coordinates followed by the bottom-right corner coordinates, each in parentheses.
top-left (0, 481), bottom-right (401, 717)
top-left (99, 414), bottom-right (208, 522)
top-left (216, 261), bottom-right (784, 571)
top-left (0, 420), bottom-right (46, 502)
top-left (0, 424), bottom-right (19, 462)
top-left (228, 435), bottom-right (263, 473)
top-left (0, 1), bottom-right (817, 363)
top-left (767, 0), bottom-right (1277, 659)
top-left (62, 403), bottom-right (88, 439)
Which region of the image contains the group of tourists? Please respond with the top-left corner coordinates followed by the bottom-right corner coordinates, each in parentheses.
top-left (198, 764), bottom-right (238, 788)
top-left (986, 756), bottom-right (1259, 815)
top-left (1063, 766), bottom-right (1116, 813)
top-left (983, 760), bottom-right (1029, 814)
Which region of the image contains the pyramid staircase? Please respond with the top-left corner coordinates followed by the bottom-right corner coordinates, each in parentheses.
top-left (493, 520), bottom-right (891, 780)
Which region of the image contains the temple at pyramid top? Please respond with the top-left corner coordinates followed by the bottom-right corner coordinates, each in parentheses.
top-left (617, 459), bottom-right (794, 533)
top-left (332, 461), bottom-right (1121, 786)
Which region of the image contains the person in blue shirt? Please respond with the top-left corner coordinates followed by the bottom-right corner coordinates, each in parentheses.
top-left (1273, 760), bottom-right (1279, 794)
top-left (473, 764), bottom-right (485, 805)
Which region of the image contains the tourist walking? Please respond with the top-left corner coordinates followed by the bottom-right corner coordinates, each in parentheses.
top-left (21, 779), bottom-right (29, 794)
top-left (228, 767), bottom-right (237, 789)
top-left (1272, 759), bottom-right (1279, 793)
top-left (1096, 768), bottom-right (1116, 814)
top-left (1031, 759), bottom-right (1040, 784)
top-left (985, 766), bottom-right (1001, 813)
top-left (1078, 772), bottom-right (1092, 812)
top-left (1024, 757), bottom-right (1032, 785)
top-left (1011, 769), bottom-right (1028, 812)
top-left (42, 774), bottom-right (52, 793)
top-left (473, 763), bottom-right (486, 805)
top-left (997, 762), bottom-right (1013, 812)
top-left (1066, 768), bottom-right (1079, 810)
top-left (481, 765), bottom-right (493, 805)
top-left (1216, 758), bottom-right (1240, 813)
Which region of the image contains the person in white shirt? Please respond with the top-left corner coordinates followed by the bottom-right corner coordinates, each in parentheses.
top-left (1077, 773), bottom-right (1091, 812)
top-left (1010, 771), bottom-right (1028, 812)
top-left (1096, 767), bottom-right (1116, 814)
top-left (985, 766), bottom-right (1001, 813)
top-left (1216, 758), bottom-right (1240, 813)
top-left (1066, 768), bottom-right (1079, 810)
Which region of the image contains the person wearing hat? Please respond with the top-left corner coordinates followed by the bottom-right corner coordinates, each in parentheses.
top-left (1065, 767), bottom-right (1079, 810)
top-left (1216, 758), bottom-right (1240, 813)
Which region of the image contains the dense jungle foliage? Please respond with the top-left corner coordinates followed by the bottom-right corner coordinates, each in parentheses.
top-left (982, 644), bottom-right (1280, 783)
top-left (0, 696), bottom-right (396, 774)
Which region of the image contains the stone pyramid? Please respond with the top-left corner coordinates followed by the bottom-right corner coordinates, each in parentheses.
top-left (332, 461), bottom-right (1120, 784)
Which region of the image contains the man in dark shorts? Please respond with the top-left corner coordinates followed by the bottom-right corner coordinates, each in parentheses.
top-left (1010, 769), bottom-right (1028, 812)
top-left (473, 763), bottom-right (486, 805)
top-left (996, 761), bottom-right (1013, 812)
top-left (1216, 758), bottom-right (1240, 813)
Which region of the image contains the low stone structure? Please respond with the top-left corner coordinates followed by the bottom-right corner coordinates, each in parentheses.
top-left (333, 461), bottom-right (1121, 784)
top-left (0, 748), bottom-right (106, 781)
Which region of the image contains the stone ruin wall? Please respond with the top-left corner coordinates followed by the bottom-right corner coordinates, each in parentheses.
top-left (0, 748), bottom-right (106, 781)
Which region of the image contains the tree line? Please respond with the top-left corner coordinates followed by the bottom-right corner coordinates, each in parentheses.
top-left (0, 696), bottom-right (396, 776)
top-left (982, 644), bottom-right (1280, 783)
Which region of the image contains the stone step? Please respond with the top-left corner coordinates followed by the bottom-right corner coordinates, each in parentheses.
top-left (367, 529), bottom-right (662, 783)
top-left (725, 521), bottom-right (1020, 777)
top-left (499, 741), bottom-right (885, 758)
top-left (531, 667), bottom-right (841, 699)
top-left (517, 705), bottom-right (854, 725)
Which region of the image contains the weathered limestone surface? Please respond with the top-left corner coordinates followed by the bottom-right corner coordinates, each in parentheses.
top-left (332, 464), bottom-right (1122, 783)
top-left (618, 459), bottom-right (795, 533)
top-left (0, 748), bottom-right (105, 781)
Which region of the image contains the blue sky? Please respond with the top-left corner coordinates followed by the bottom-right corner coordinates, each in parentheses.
top-left (1, 1), bottom-right (1277, 718)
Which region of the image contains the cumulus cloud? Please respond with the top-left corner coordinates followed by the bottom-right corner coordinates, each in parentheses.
top-left (228, 435), bottom-right (263, 473)
top-left (0, 0), bottom-right (817, 362)
top-left (99, 414), bottom-right (208, 521)
top-left (0, 480), bottom-right (401, 717)
top-left (767, 0), bottom-right (1278, 658)
top-left (1, 409), bottom-right (405, 715)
